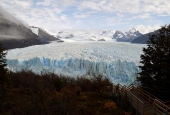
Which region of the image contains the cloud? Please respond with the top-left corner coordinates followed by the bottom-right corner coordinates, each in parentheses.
top-left (135, 25), bottom-right (161, 34)
top-left (78, 1), bottom-right (101, 11)
top-left (37, 0), bottom-right (53, 6)
top-left (127, 13), bottom-right (151, 20)
top-left (73, 11), bottom-right (95, 18)
top-left (116, 13), bottom-right (125, 18)
top-left (78, 0), bottom-right (170, 15)
top-left (135, 14), bottom-right (151, 19)
top-left (0, 0), bottom-right (33, 9)
top-left (0, 6), bottom-right (27, 26)
top-left (37, 0), bottom-right (76, 7)
top-left (0, 0), bottom-right (71, 30)
top-left (0, 0), bottom-right (169, 30)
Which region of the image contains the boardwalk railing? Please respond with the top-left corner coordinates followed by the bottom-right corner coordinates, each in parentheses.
top-left (106, 84), bottom-right (170, 115)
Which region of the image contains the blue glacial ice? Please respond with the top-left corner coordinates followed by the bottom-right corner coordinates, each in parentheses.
top-left (6, 42), bottom-right (146, 85)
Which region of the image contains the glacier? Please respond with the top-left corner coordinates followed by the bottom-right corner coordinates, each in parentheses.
top-left (6, 42), bottom-right (146, 85)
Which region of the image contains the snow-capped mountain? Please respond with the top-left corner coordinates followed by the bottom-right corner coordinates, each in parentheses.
top-left (46, 30), bottom-right (117, 42)
top-left (126, 28), bottom-right (143, 38)
top-left (55, 31), bottom-right (74, 39)
top-left (100, 30), bottom-right (115, 36)
top-left (113, 31), bottom-right (125, 39)
top-left (30, 26), bottom-right (61, 43)
top-left (46, 28), bottom-right (143, 42)
top-left (113, 28), bottom-right (143, 42)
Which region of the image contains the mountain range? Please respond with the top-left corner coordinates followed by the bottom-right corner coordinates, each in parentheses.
top-left (114, 28), bottom-right (143, 42)
top-left (0, 19), bottom-right (42, 49)
top-left (131, 31), bottom-right (156, 44)
top-left (0, 7), bottom-right (60, 49)
top-left (46, 28), bottom-right (143, 42)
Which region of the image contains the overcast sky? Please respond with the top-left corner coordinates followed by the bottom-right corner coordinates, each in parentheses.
top-left (0, 0), bottom-right (170, 33)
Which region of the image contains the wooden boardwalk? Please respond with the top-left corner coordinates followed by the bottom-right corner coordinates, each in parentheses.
top-left (109, 84), bottom-right (170, 115)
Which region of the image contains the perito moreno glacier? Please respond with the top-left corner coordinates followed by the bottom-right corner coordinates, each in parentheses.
top-left (6, 41), bottom-right (146, 85)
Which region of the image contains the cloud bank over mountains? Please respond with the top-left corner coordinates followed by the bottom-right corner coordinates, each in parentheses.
top-left (0, 7), bottom-right (27, 26)
top-left (0, 0), bottom-right (169, 33)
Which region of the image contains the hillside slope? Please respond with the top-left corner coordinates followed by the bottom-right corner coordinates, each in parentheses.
top-left (0, 7), bottom-right (43, 49)
top-left (30, 26), bottom-right (60, 43)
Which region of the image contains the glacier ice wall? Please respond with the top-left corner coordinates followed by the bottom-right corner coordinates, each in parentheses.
top-left (7, 57), bottom-right (139, 85)
top-left (6, 42), bottom-right (146, 85)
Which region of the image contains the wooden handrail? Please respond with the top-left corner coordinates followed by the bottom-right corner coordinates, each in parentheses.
top-left (135, 86), bottom-right (167, 104)
top-left (137, 87), bottom-right (162, 101)
top-left (111, 84), bottom-right (170, 115)
top-left (155, 99), bottom-right (170, 110)
top-left (130, 92), bottom-right (145, 104)
top-left (154, 99), bottom-right (170, 114)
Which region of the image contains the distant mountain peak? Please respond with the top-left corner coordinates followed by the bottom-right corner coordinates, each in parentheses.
top-left (113, 31), bottom-right (125, 39)
top-left (129, 28), bottom-right (137, 33)
top-left (113, 28), bottom-right (143, 42)
top-left (100, 30), bottom-right (115, 35)
top-left (29, 26), bottom-right (60, 43)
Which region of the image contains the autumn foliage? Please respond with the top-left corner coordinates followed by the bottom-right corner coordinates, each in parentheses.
top-left (0, 71), bottom-right (123, 115)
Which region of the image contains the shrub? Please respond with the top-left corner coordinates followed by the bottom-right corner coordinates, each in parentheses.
top-left (104, 101), bottom-right (117, 110)
top-left (75, 87), bottom-right (82, 96)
